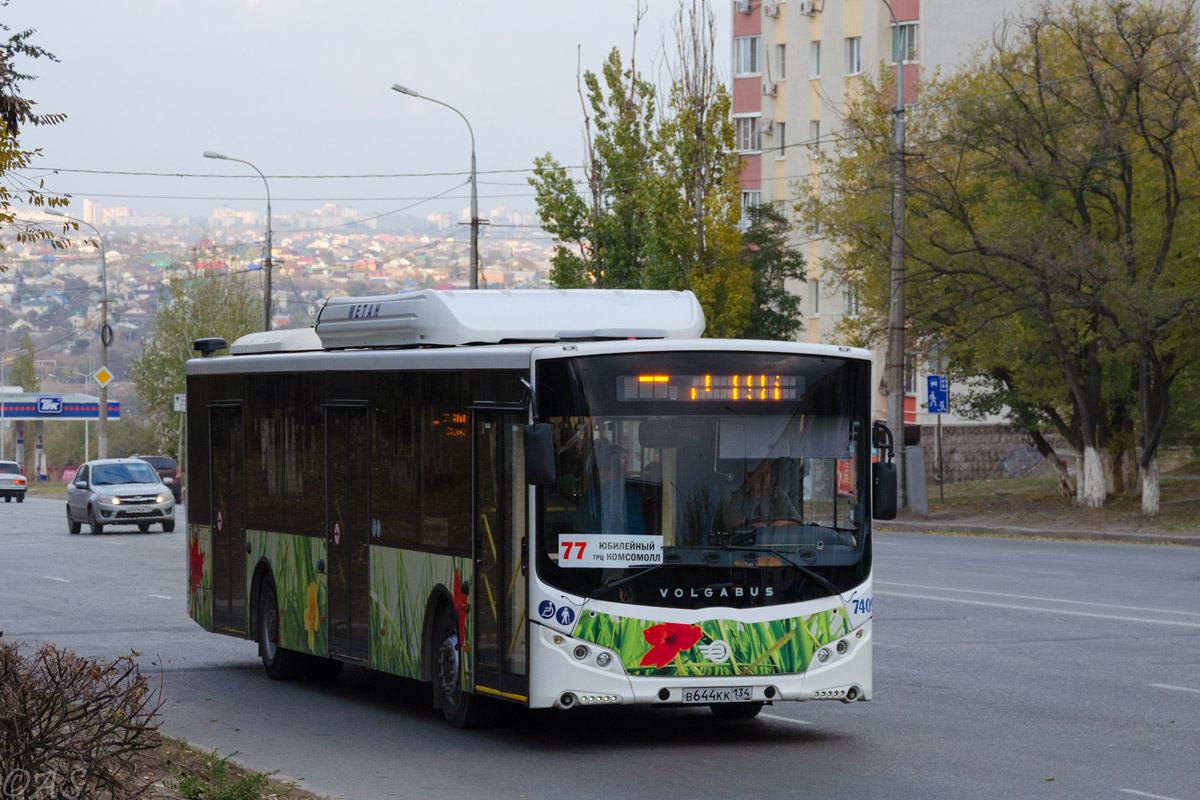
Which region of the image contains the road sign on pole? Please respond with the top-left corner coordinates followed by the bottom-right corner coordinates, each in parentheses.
top-left (173, 393), bottom-right (187, 413)
top-left (92, 366), bottom-right (114, 388)
top-left (927, 375), bottom-right (949, 414)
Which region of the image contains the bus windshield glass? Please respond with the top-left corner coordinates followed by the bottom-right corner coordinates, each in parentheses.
top-left (535, 351), bottom-right (873, 609)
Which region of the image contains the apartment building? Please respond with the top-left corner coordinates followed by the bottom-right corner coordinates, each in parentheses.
top-left (732, 0), bottom-right (1022, 431)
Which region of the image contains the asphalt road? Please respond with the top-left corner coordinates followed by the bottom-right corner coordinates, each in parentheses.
top-left (2, 496), bottom-right (1197, 799)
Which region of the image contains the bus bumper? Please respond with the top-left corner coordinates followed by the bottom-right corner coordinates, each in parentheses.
top-left (528, 617), bottom-right (872, 709)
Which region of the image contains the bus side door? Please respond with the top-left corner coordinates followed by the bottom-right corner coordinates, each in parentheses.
top-left (473, 412), bottom-right (529, 702)
top-left (326, 405), bottom-right (370, 661)
top-left (210, 404), bottom-right (247, 635)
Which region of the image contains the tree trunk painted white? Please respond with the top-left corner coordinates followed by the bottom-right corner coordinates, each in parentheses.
top-left (1100, 450), bottom-right (1116, 495)
top-left (1076, 445), bottom-right (1106, 508)
top-left (1141, 456), bottom-right (1160, 515)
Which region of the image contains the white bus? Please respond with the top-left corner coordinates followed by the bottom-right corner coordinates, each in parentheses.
top-left (185, 289), bottom-right (896, 727)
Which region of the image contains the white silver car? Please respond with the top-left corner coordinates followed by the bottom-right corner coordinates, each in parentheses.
top-left (0, 460), bottom-right (26, 503)
top-left (66, 458), bottom-right (176, 535)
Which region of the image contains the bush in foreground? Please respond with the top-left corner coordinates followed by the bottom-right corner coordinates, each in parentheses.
top-left (0, 633), bottom-right (162, 799)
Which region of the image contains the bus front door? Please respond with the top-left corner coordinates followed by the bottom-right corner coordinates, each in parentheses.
top-left (473, 413), bottom-right (529, 703)
top-left (210, 405), bottom-right (246, 635)
top-left (326, 405), bottom-right (370, 661)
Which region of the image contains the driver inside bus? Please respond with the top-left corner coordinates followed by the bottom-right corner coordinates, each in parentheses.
top-left (725, 459), bottom-right (800, 529)
top-left (577, 442), bottom-right (646, 535)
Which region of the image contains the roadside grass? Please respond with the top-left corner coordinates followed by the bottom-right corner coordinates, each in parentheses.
top-left (918, 464), bottom-right (1200, 533)
top-left (143, 738), bottom-right (324, 800)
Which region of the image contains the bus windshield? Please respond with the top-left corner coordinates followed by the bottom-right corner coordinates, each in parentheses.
top-left (535, 350), bottom-right (873, 609)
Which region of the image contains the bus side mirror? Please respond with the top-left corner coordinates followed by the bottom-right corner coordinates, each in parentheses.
top-left (523, 423), bottom-right (557, 486)
top-left (873, 462), bottom-right (897, 520)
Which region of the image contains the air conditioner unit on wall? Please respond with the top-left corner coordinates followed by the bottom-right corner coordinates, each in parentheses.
top-left (762, 82), bottom-right (777, 96)
top-left (764, 3), bottom-right (779, 17)
top-left (762, 120), bottom-right (774, 135)
top-left (736, 0), bottom-right (752, 14)
top-left (797, 0), bottom-right (815, 15)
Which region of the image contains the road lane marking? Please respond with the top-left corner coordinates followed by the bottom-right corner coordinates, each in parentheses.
top-left (149, 595), bottom-right (174, 600)
top-left (44, 576), bottom-right (71, 583)
top-left (876, 591), bottom-right (1200, 628)
top-left (760, 713), bottom-right (811, 725)
top-left (877, 581), bottom-right (1200, 618)
top-left (1149, 683), bottom-right (1200, 695)
top-left (1120, 790), bottom-right (1184, 800)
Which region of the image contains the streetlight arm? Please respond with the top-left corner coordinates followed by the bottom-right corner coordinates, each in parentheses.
top-left (202, 151), bottom-right (274, 329)
top-left (390, 85), bottom-right (475, 153)
top-left (391, 83), bottom-right (478, 289)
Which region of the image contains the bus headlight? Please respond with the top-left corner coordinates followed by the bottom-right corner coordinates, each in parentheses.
top-left (595, 652), bottom-right (612, 668)
top-left (816, 648), bottom-right (830, 663)
top-left (573, 645), bottom-right (590, 661)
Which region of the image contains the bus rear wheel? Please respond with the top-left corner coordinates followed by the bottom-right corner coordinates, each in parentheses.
top-left (259, 576), bottom-right (304, 680)
top-left (434, 606), bottom-right (492, 729)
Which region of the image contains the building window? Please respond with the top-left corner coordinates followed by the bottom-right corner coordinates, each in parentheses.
top-left (844, 285), bottom-right (860, 317)
top-left (892, 22), bottom-right (918, 63)
top-left (776, 121), bottom-right (786, 156)
top-left (777, 44), bottom-right (786, 80)
top-left (810, 279), bottom-right (820, 316)
top-left (845, 36), bottom-right (862, 75)
top-left (809, 120), bottom-right (820, 145)
top-left (735, 36), bottom-right (761, 76)
top-left (740, 190), bottom-right (762, 228)
top-left (809, 41), bottom-right (821, 78)
top-left (735, 116), bottom-right (761, 152)
top-left (904, 359), bottom-right (916, 394)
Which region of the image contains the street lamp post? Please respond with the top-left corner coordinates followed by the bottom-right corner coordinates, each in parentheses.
top-left (51, 212), bottom-right (110, 459)
top-left (391, 84), bottom-right (479, 289)
top-left (203, 151), bottom-right (274, 329)
top-left (881, 0), bottom-right (908, 508)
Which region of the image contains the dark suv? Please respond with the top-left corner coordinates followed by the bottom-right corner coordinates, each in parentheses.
top-left (133, 455), bottom-right (182, 502)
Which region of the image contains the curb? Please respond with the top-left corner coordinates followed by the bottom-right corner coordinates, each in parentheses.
top-left (876, 520), bottom-right (1199, 547)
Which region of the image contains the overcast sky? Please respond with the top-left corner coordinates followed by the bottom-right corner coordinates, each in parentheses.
top-left (5, 0), bottom-right (730, 226)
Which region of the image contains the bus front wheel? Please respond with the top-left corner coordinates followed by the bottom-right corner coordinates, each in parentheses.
top-left (434, 606), bottom-right (492, 729)
top-left (259, 576), bottom-right (304, 680)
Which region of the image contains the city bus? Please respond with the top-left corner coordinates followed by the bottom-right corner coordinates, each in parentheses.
top-left (185, 289), bottom-right (896, 728)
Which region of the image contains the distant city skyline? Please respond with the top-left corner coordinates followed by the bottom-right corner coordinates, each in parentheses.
top-left (6, 0), bottom-right (729, 224)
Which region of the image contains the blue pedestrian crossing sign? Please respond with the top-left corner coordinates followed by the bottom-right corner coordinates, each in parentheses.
top-left (927, 375), bottom-right (949, 414)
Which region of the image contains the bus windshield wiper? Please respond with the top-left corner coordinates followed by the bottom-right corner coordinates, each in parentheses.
top-left (709, 543), bottom-right (842, 597)
top-left (586, 564), bottom-right (664, 600)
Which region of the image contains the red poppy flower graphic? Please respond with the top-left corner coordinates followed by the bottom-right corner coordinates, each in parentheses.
top-left (188, 533), bottom-right (204, 592)
top-left (639, 622), bottom-right (704, 668)
top-left (452, 569), bottom-right (469, 642)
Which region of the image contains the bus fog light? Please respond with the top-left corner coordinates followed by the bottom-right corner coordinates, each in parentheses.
top-left (573, 645), bottom-right (589, 660)
top-left (836, 640), bottom-right (848, 655)
top-left (816, 648), bottom-right (830, 663)
top-left (596, 652), bottom-right (612, 667)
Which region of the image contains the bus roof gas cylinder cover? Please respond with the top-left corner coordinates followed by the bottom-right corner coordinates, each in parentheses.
top-left (313, 289), bottom-right (706, 349)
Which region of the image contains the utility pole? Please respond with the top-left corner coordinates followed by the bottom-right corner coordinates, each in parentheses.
top-left (882, 0), bottom-right (908, 508)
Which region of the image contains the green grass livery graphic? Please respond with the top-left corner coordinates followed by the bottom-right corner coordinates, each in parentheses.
top-left (246, 530), bottom-right (328, 656)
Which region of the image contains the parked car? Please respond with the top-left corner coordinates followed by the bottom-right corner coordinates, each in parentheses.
top-left (66, 458), bottom-right (176, 535)
top-left (133, 453), bottom-right (182, 502)
top-left (0, 461), bottom-right (26, 503)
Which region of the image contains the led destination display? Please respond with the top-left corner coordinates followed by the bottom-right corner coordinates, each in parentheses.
top-left (619, 374), bottom-right (804, 402)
